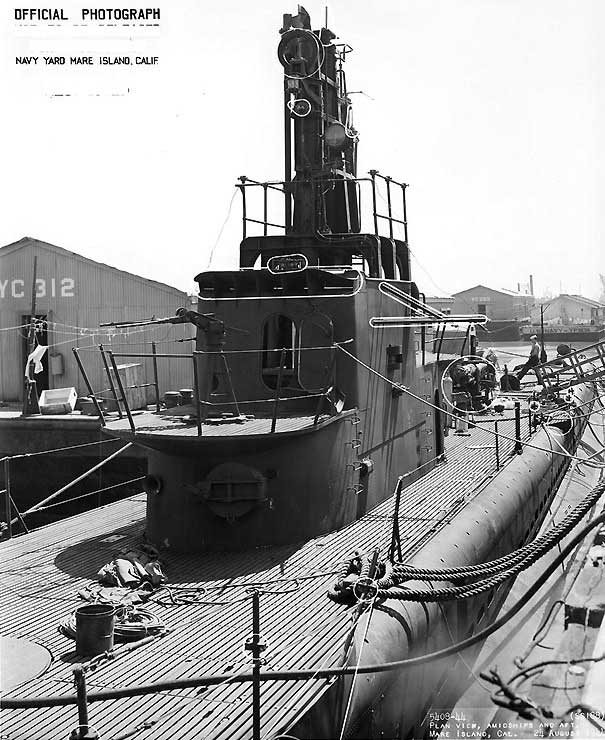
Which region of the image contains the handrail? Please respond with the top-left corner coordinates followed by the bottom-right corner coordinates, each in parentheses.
top-left (1, 441), bottom-right (135, 539)
top-left (19, 442), bottom-right (134, 518)
top-left (237, 172), bottom-right (407, 241)
top-left (271, 348), bottom-right (286, 433)
top-left (91, 344), bottom-right (349, 438)
top-left (3, 512), bottom-right (603, 709)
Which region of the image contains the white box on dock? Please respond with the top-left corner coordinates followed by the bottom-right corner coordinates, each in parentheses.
top-left (39, 387), bottom-right (78, 415)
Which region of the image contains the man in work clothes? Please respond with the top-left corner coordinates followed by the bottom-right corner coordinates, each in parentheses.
top-left (517, 335), bottom-right (542, 381)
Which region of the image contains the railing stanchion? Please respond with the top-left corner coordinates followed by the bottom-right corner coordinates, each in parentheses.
top-left (402, 182), bottom-right (409, 243)
top-left (221, 353), bottom-right (241, 416)
top-left (313, 349), bottom-right (338, 425)
top-left (99, 344), bottom-right (122, 419)
top-left (108, 352), bottom-right (135, 433)
top-left (385, 176), bottom-right (394, 240)
top-left (270, 349), bottom-right (286, 434)
top-left (3, 458), bottom-right (12, 539)
top-left (72, 665), bottom-right (98, 740)
top-left (494, 420), bottom-right (500, 469)
top-left (436, 323), bottom-right (445, 362)
top-left (389, 477), bottom-right (404, 562)
top-left (192, 354), bottom-right (202, 436)
top-left (152, 342), bottom-right (161, 412)
top-left (72, 348), bottom-right (106, 425)
top-left (251, 590), bottom-right (262, 740)
top-left (368, 170), bottom-right (383, 278)
top-left (514, 402), bottom-right (523, 454)
top-left (238, 176), bottom-right (248, 240)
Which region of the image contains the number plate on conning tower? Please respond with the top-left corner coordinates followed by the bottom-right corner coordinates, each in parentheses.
top-left (267, 253), bottom-right (308, 274)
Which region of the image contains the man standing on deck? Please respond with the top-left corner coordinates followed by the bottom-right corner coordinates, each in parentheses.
top-left (517, 335), bottom-right (542, 381)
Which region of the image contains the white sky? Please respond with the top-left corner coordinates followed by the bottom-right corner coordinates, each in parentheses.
top-left (1, 0), bottom-right (603, 299)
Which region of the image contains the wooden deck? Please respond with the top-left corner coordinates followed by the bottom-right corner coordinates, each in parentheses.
top-left (105, 409), bottom-right (331, 438)
top-left (0, 420), bottom-right (524, 740)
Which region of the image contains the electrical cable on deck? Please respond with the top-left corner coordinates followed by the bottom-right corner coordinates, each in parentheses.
top-left (59, 606), bottom-right (165, 642)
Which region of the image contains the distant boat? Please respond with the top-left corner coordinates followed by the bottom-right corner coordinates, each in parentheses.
top-left (521, 323), bottom-right (605, 343)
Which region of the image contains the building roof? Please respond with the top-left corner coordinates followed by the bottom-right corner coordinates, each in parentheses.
top-left (558, 293), bottom-right (605, 309)
top-left (452, 284), bottom-right (532, 298)
top-left (425, 295), bottom-right (454, 302)
top-left (0, 236), bottom-right (187, 297)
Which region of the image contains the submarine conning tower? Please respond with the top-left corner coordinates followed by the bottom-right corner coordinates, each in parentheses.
top-left (237, 5), bottom-right (411, 281)
top-left (104, 7), bottom-right (441, 552)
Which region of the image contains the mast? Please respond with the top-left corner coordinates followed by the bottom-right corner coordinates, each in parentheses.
top-left (278, 6), bottom-right (359, 237)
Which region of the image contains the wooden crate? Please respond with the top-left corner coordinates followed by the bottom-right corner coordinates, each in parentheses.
top-left (106, 362), bottom-right (147, 411)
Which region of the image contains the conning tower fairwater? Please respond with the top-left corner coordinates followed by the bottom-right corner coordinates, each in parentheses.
top-left (99, 8), bottom-right (453, 552)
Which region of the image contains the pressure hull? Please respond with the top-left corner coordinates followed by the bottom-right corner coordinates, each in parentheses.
top-left (288, 385), bottom-right (593, 739)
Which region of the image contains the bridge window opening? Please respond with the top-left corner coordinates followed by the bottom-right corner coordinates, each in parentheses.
top-left (262, 314), bottom-right (298, 388)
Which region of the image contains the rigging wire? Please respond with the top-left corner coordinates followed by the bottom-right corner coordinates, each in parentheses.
top-left (206, 188), bottom-right (238, 270)
top-left (336, 343), bottom-right (602, 464)
top-left (4, 511), bottom-right (604, 709)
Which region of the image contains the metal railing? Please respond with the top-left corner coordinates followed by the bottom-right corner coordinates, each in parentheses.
top-left (75, 344), bottom-right (340, 438)
top-left (1, 440), bottom-right (140, 540)
top-left (236, 170), bottom-right (407, 243)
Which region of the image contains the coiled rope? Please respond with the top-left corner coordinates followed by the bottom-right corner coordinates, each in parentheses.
top-left (329, 477), bottom-right (605, 603)
top-left (60, 606), bottom-right (165, 642)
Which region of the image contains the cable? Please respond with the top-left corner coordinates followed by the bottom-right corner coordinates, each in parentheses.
top-left (338, 601), bottom-right (374, 740)
top-left (59, 606), bottom-right (165, 642)
top-left (336, 343), bottom-right (600, 464)
top-left (4, 512), bottom-right (604, 709)
top-left (329, 477), bottom-right (605, 602)
top-left (31, 476), bottom-right (146, 512)
top-left (3, 437), bottom-right (121, 460)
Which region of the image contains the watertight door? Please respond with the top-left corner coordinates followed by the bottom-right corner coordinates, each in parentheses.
top-left (297, 313), bottom-right (334, 392)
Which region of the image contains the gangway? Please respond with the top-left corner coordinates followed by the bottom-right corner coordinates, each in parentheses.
top-left (537, 338), bottom-right (605, 393)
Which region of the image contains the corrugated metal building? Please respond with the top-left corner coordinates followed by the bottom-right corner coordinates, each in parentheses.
top-left (425, 295), bottom-right (454, 315)
top-left (530, 294), bottom-right (605, 325)
top-left (0, 237), bottom-right (193, 402)
top-left (452, 284), bottom-right (534, 321)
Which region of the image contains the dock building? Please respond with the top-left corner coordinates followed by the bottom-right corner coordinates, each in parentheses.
top-left (451, 284), bottom-right (535, 321)
top-left (0, 237), bottom-right (192, 404)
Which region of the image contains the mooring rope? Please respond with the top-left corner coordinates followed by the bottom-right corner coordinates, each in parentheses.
top-left (329, 477), bottom-right (605, 603)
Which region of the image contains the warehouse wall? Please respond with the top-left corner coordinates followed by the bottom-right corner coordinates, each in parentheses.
top-left (529, 295), bottom-right (605, 325)
top-left (452, 285), bottom-right (533, 321)
top-left (0, 238), bottom-right (194, 402)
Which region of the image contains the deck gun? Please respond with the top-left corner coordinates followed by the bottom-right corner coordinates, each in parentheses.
top-left (100, 310), bottom-right (232, 416)
top-left (100, 308), bottom-right (226, 348)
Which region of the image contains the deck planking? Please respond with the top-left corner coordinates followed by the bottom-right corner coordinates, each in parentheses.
top-left (0, 420), bottom-right (524, 739)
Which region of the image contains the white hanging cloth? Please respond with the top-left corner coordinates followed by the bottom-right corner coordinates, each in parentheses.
top-left (25, 345), bottom-right (48, 377)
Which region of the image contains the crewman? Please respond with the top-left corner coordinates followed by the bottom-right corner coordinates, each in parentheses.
top-left (517, 335), bottom-right (542, 381)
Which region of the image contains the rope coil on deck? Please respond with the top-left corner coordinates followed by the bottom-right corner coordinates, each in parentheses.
top-left (59, 606), bottom-right (165, 642)
top-left (329, 477), bottom-right (605, 603)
